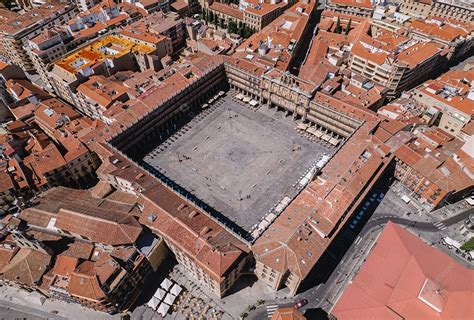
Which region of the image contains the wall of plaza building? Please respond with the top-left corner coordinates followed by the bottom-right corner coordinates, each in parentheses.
top-left (109, 59), bottom-right (366, 156)
top-left (50, 51), bottom-right (155, 116)
top-left (398, 0), bottom-right (473, 23)
top-left (349, 49), bottom-right (445, 97)
top-left (0, 5), bottom-right (78, 72)
top-left (224, 62), bottom-right (362, 139)
top-left (110, 64), bottom-right (228, 154)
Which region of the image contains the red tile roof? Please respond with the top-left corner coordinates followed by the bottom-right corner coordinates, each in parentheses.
top-left (271, 307), bottom-right (306, 320)
top-left (253, 122), bottom-right (389, 280)
top-left (20, 187), bottom-right (143, 246)
top-left (1, 248), bottom-right (51, 286)
top-left (53, 255), bottom-right (78, 277)
top-left (209, 3), bottom-right (244, 20)
top-left (332, 222), bottom-right (474, 320)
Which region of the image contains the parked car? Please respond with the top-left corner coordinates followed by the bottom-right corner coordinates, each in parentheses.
top-left (294, 299), bottom-right (308, 309)
top-left (377, 193), bottom-right (385, 202)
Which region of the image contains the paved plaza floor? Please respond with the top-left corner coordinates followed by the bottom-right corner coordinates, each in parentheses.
top-left (144, 94), bottom-right (333, 232)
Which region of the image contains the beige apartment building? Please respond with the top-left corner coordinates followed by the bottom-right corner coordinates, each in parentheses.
top-left (349, 41), bottom-right (444, 96)
top-left (0, 2), bottom-right (77, 72)
top-left (49, 35), bottom-right (156, 109)
top-left (326, 0), bottom-right (374, 17)
top-left (408, 17), bottom-right (474, 62)
top-left (411, 69), bottom-right (473, 136)
top-left (397, 0), bottom-right (473, 23)
top-left (26, 29), bottom-right (70, 90)
top-left (208, 0), bottom-right (295, 32)
top-left (242, 0), bottom-right (289, 31)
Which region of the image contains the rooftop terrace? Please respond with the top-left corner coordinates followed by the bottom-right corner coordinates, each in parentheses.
top-left (55, 35), bottom-right (155, 74)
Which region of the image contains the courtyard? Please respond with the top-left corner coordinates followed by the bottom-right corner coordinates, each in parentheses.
top-left (143, 94), bottom-right (334, 235)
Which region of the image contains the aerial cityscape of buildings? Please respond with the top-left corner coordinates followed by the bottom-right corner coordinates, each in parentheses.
top-left (0, 0), bottom-right (472, 319)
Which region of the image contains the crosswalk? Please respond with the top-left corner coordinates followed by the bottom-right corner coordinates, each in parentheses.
top-left (433, 221), bottom-right (447, 230)
top-left (267, 304), bottom-right (278, 318)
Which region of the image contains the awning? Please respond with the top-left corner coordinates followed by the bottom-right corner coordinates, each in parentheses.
top-left (329, 138), bottom-right (339, 146)
top-left (147, 297), bottom-right (160, 310)
top-left (258, 220), bottom-right (270, 230)
top-left (264, 213), bottom-right (276, 223)
top-left (157, 302), bottom-right (170, 316)
top-left (322, 134), bottom-right (331, 141)
top-left (297, 123), bottom-right (308, 130)
top-left (249, 99), bottom-right (259, 106)
top-left (160, 278), bottom-right (173, 291)
top-left (306, 127), bottom-right (317, 135)
top-left (154, 287), bottom-right (166, 300)
top-left (443, 237), bottom-right (461, 249)
top-left (401, 195), bottom-right (411, 203)
top-left (235, 93), bottom-right (244, 100)
top-left (314, 130), bottom-right (324, 138)
top-left (170, 283), bottom-right (182, 296)
top-left (164, 293), bottom-right (177, 305)
top-left (243, 96), bottom-right (251, 103)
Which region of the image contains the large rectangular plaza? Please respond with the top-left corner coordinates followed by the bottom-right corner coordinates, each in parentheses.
top-left (143, 94), bottom-right (334, 233)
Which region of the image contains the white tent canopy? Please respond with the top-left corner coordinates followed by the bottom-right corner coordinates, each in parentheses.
top-left (243, 96), bottom-right (251, 102)
top-left (235, 93), bottom-right (244, 100)
top-left (164, 293), bottom-right (177, 305)
top-left (170, 283), bottom-right (182, 296)
top-left (157, 302), bottom-right (170, 316)
top-left (160, 278), bottom-right (173, 291)
top-left (154, 287), bottom-right (166, 300)
top-left (147, 297), bottom-right (160, 310)
top-left (249, 100), bottom-right (259, 107)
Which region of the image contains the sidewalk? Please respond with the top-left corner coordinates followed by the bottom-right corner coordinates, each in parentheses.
top-left (0, 285), bottom-right (118, 320)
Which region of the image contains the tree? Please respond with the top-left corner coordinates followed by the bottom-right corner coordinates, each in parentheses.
top-left (219, 17), bottom-right (225, 29)
top-left (228, 19), bottom-right (237, 34)
top-left (335, 17), bottom-right (342, 34)
top-left (461, 237), bottom-right (474, 251)
top-left (345, 18), bottom-right (352, 35)
top-left (209, 11), bottom-right (214, 24)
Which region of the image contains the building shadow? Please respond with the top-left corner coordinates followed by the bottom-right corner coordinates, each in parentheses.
top-left (304, 308), bottom-right (329, 320)
top-left (225, 273), bottom-right (258, 296)
top-left (130, 255), bottom-right (177, 311)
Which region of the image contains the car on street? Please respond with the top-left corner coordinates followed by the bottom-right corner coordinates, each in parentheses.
top-left (294, 299), bottom-right (308, 309)
top-left (363, 201), bottom-right (370, 209)
top-left (377, 193), bottom-right (385, 202)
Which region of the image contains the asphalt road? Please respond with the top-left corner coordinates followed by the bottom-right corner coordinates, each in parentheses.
top-left (0, 299), bottom-right (67, 320)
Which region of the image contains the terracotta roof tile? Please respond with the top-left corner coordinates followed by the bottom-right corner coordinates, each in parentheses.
top-left (1, 248), bottom-right (51, 286)
top-left (333, 222), bottom-right (474, 320)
